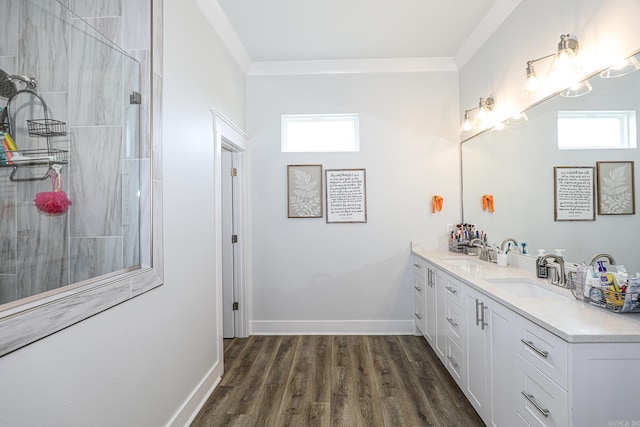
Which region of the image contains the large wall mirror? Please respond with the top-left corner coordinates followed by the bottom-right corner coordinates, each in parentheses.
top-left (0, 0), bottom-right (162, 357)
top-left (462, 49), bottom-right (640, 274)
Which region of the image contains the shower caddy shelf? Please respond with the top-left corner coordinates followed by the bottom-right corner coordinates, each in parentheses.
top-left (1, 89), bottom-right (68, 182)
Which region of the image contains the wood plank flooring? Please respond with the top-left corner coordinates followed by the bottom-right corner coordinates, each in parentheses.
top-left (191, 335), bottom-right (484, 427)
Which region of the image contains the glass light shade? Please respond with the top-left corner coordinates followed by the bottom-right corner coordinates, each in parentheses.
top-left (560, 79), bottom-right (593, 98)
top-left (461, 117), bottom-right (473, 132)
top-left (600, 56), bottom-right (640, 78)
top-left (547, 48), bottom-right (581, 83)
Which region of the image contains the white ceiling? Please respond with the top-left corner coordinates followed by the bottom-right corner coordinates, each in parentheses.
top-left (216, 0), bottom-right (520, 67)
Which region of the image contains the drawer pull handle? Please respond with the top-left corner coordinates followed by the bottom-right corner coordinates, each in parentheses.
top-left (445, 286), bottom-right (457, 295)
top-left (521, 391), bottom-right (550, 418)
top-left (415, 313), bottom-right (423, 320)
top-left (413, 263), bottom-right (420, 268)
top-left (414, 286), bottom-right (422, 291)
top-left (447, 356), bottom-right (459, 369)
top-left (520, 339), bottom-right (549, 358)
top-left (446, 317), bottom-right (458, 327)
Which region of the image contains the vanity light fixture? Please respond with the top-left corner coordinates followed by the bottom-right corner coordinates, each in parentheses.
top-left (461, 97), bottom-right (496, 133)
top-left (524, 34), bottom-right (588, 96)
top-left (600, 55), bottom-right (640, 78)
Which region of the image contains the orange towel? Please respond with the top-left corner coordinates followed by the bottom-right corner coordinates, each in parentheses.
top-left (432, 195), bottom-right (443, 213)
top-left (482, 194), bottom-right (495, 213)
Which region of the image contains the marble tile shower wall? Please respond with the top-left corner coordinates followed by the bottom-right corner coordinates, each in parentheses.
top-left (0, 0), bottom-right (152, 304)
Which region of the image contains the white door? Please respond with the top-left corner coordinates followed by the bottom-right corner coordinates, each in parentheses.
top-left (221, 149), bottom-right (235, 338)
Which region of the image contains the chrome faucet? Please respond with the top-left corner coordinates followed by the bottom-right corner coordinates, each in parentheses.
top-left (500, 237), bottom-right (519, 253)
top-left (589, 253), bottom-right (616, 268)
top-left (470, 238), bottom-right (492, 262)
top-left (537, 254), bottom-right (566, 286)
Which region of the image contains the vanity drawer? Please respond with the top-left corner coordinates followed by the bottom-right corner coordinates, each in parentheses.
top-left (445, 301), bottom-right (464, 348)
top-left (516, 355), bottom-right (568, 427)
top-left (517, 321), bottom-right (568, 389)
top-left (442, 275), bottom-right (463, 306)
top-left (446, 338), bottom-right (465, 387)
top-left (413, 257), bottom-right (427, 279)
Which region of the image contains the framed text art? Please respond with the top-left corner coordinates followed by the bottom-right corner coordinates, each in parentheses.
top-left (597, 161), bottom-right (635, 215)
top-left (554, 166), bottom-right (595, 221)
top-left (325, 168), bottom-right (367, 223)
top-left (287, 164), bottom-right (323, 218)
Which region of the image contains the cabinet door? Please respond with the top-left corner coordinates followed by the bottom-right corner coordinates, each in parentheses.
top-left (423, 265), bottom-right (437, 347)
top-left (488, 300), bottom-right (519, 427)
top-left (464, 286), bottom-right (489, 419)
top-left (434, 268), bottom-right (447, 362)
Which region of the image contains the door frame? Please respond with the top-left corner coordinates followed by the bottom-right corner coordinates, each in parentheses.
top-left (212, 111), bottom-right (249, 338)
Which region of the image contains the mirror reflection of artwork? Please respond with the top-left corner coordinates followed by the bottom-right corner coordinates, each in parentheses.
top-left (597, 161), bottom-right (635, 215)
top-left (287, 164), bottom-right (323, 218)
top-left (461, 50), bottom-right (640, 274)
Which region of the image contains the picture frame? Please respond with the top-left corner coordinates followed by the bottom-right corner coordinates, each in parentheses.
top-left (287, 164), bottom-right (323, 218)
top-left (553, 166), bottom-right (595, 221)
top-left (325, 168), bottom-right (367, 223)
top-left (597, 161), bottom-right (635, 215)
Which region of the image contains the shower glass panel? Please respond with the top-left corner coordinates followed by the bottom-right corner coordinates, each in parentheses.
top-left (0, 0), bottom-right (143, 306)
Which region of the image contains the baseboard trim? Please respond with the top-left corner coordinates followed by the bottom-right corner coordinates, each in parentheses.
top-left (166, 361), bottom-right (223, 427)
top-left (250, 320), bottom-right (415, 335)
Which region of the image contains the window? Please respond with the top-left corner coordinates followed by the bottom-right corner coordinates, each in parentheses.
top-left (557, 110), bottom-right (637, 150)
top-left (282, 113), bottom-right (360, 152)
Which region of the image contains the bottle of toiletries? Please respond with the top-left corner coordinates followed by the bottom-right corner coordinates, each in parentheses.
top-left (597, 261), bottom-right (609, 288)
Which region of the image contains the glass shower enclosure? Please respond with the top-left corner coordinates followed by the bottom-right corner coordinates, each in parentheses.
top-left (0, 0), bottom-right (145, 307)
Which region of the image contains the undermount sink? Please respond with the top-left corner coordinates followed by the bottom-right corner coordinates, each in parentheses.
top-left (485, 278), bottom-right (572, 300)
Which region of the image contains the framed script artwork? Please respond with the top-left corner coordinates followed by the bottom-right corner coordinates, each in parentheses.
top-left (597, 161), bottom-right (635, 215)
top-left (287, 164), bottom-right (323, 218)
top-left (554, 166), bottom-right (595, 221)
top-left (325, 169), bottom-right (367, 223)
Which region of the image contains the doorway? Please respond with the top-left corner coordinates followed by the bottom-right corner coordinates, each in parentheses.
top-left (213, 111), bottom-right (248, 341)
top-left (221, 149), bottom-right (236, 338)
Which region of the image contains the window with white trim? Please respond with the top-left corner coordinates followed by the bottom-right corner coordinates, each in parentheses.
top-left (557, 110), bottom-right (637, 150)
top-left (281, 113), bottom-right (360, 152)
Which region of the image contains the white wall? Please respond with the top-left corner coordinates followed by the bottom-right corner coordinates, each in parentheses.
top-left (0, 0), bottom-right (247, 425)
top-left (459, 0), bottom-right (640, 125)
top-left (247, 72), bottom-right (460, 334)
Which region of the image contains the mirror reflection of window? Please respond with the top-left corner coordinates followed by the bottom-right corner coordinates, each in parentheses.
top-left (557, 110), bottom-right (637, 149)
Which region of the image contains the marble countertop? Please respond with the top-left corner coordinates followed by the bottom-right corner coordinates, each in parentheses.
top-left (411, 243), bottom-right (640, 344)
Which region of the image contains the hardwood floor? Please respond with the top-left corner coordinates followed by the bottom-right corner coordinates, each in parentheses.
top-left (191, 335), bottom-right (484, 427)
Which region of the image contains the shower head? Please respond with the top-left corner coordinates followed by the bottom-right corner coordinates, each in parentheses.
top-left (0, 69), bottom-right (38, 99)
top-left (0, 69), bottom-right (18, 99)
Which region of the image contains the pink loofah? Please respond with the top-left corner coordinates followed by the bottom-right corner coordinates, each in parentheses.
top-left (34, 166), bottom-right (72, 215)
top-left (35, 189), bottom-right (72, 214)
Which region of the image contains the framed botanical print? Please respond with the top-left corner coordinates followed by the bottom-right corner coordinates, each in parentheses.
top-left (287, 164), bottom-right (323, 218)
top-left (597, 161), bottom-right (635, 215)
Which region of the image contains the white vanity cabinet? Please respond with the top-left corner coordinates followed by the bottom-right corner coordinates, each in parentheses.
top-left (412, 257), bottom-right (436, 344)
top-left (412, 249), bottom-right (640, 427)
top-left (464, 285), bottom-right (519, 427)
